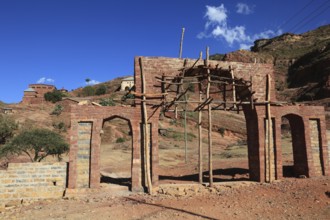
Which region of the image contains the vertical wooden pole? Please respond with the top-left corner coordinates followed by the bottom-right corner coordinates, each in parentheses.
top-left (139, 57), bottom-right (153, 194)
top-left (206, 47), bottom-right (213, 187)
top-left (179, 28), bottom-right (185, 59)
top-left (230, 65), bottom-right (236, 110)
top-left (198, 92), bottom-right (203, 183)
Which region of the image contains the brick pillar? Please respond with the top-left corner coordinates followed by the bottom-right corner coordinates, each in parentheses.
top-left (256, 114), bottom-right (266, 182)
top-left (68, 120), bottom-right (78, 188)
top-left (243, 106), bottom-right (262, 182)
top-left (151, 120), bottom-right (159, 187)
top-left (274, 117), bottom-right (282, 179)
top-left (75, 122), bottom-right (93, 188)
top-left (319, 116), bottom-right (330, 176)
top-left (303, 118), bottom-right (313, 177)
top-left (131, 120), bottom-right (143, 192)
top-left (89, 119), bottom-right (102, 188)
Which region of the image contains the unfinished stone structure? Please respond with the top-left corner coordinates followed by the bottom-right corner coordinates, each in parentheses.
top-left (68, 56), bottom-right (329, 192)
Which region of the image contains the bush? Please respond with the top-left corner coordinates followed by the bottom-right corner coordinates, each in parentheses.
top-left (218, 127), bottom-right (225, 137)
top-left (82, 86), bottom-right (95, 97)
top-left (53, 121), bottom-right (67, 133)
top-left (0, 128), bottom-right (69, 162)
top-left (99, 98), bottom-right (115, 106)
top-left (121, 93), bottom-right (135, 101)
top-left (95, 85), bottom-right (107, 96)
top-left (51, 104), bottom-right (64, 116)
top-left (116, 137), bottom-right (125, 143)
top-left (0, 115), bottom-right (18, 145)
top-left (44, 90), bottom-right (64, 103)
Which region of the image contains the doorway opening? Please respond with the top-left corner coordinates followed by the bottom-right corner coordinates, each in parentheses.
top-left (100, 117), bottom-right (132, 190)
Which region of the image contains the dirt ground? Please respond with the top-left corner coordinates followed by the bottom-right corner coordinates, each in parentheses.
top-left (1, 111), bottom-right (330, 219)
top-left (1, 176), bottom-right (329, 220)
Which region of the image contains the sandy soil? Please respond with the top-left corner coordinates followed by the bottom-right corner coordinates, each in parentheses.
top-left (1, 176), bottom-right (329, 220)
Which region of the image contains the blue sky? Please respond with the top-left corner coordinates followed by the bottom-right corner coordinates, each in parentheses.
top-left (0, 0), bottom-right (329, 103)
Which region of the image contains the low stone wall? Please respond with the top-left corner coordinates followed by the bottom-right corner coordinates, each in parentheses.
top-left (0, 162), bottom-right (67, 206)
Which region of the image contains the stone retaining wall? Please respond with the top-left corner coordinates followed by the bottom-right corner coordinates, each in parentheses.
top-left (0, 162), bottom-right (67, 206)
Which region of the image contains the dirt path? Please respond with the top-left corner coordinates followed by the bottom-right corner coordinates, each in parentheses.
top-left (1, 176), bottom-right (329, 220)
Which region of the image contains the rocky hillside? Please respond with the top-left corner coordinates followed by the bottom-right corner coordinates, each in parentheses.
top-left (212, 24), bottom-right (330, 103)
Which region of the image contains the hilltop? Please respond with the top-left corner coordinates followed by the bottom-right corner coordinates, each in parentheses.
top-left (211, 24), bottom-right (330, 103)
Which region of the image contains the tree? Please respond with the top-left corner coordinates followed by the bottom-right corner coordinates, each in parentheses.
top-left (0, 115), bottom-right (18, 145)
top-left (44, 90), bottom-right (64, 103)
top-left (95, 84), bottom-right (107, 96)
top-left (0, 128), bottom-right (69, 162)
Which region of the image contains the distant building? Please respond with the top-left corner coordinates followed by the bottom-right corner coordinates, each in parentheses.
top-left (22, 84), bottom-right (56, 104)
top-left (120, 76), bottom-right (134, 91)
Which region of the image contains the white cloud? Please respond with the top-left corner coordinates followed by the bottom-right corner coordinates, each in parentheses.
top-left (236, 3), bottom-right (254, 15)
top-left (198, 4), bottom-right (282, 49)
top-left (239, 43), bottom-right (252, 50)
top-left (37, 77), bottom-right (54, 84)
top-left (86, 79), bottom-right (100, 85)
top-left (204, 4), bottom-right (227, 28)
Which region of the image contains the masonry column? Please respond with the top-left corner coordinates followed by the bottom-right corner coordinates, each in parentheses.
top-left (89, 119), bottom-right (102, 188)
top-left (131, 120), bottom-right (143, 192)
top-left (274, 116), bottom-right (283, 180)
top-left (319, 115), bottom-right (330, 176)
top-left (303, 118), bottom-right (313, 177)
top-left (243, 106), bottom-right (261, 182)
top-left (151, 120), bottom-right (159, 187)
top-left (68, 119), bottom-right (79, 188)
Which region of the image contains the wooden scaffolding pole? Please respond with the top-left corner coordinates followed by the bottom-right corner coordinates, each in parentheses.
top-left (181, 61), bottom-right (188, 163)
top-left (230, 65), bottom-right (237, 110)
top-left (139, 57), bottom-right (153, 194)
top-left (179, 27), bottom-right (185, 59)
top-left (198, 92), bottom-right (203, 183)
top-left (206, 47), bottom-right (213, 187)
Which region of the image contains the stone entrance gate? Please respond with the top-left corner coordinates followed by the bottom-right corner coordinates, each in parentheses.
top-left (68, 56), bottom-right (329, 192)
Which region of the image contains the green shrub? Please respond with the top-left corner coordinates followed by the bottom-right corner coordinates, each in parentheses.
top-left (82, 86), bottom-right (95, 97)
top-left (44, 90), bottom-right (64, 103)
top-left (95, 85), bottom-right (107, 96)
top-left (51, 105), bottom-right (64, 116)
top-left (218, 127), bottom-right (225, 137)
top-left (116, 137), bottom-right (125, 143)
top-left (99, 98), bottom-right (115, 106)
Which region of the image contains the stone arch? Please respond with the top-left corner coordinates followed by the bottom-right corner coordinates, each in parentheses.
top-left (68, 105), bottom-right (143, 192)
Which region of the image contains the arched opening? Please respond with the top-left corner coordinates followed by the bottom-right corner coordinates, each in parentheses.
top-left (100, 116), bottom-right (132, 190)
top-left (281, 114), bottom-right (309, 177)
